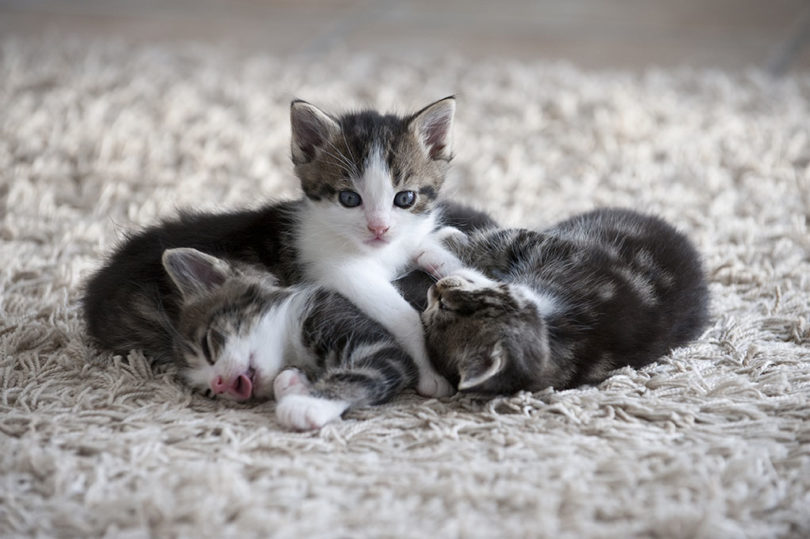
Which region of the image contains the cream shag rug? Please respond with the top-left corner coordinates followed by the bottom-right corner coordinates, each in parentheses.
top-left (1, 38), bottom-right (809, 538)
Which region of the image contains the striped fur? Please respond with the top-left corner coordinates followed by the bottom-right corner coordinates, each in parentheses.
top-left (164, 248), bottom-right (417, 431)
top-left (83, 99), bottom-right (486, 400)
top-left (422, 208), bottom-right (710, 394)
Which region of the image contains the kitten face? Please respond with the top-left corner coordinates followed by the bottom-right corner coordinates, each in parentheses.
top-left (421, 271), bottom-right (551, 394)
top-left (290, 98), bottom-right (455, 252)
top-left (163, 248), bottom-right (289, 401)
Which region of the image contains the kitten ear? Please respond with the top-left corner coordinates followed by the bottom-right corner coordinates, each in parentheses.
top-left (162, 248), bottom-right (232, 300)
top-left (290, 100), bottom-right (341, 165)
top-left (409, 96), bottom-right (455, 161)
top-left (458, 341), bottom-right (506, 391)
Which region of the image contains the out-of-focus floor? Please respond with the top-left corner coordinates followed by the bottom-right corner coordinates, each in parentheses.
top-left (1, 0), bottom-right (809, 73)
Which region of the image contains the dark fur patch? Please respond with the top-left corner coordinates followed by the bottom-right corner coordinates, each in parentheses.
top-left (293, 106), bottom-right (450, 215)
top-left (423, 208), bottom-right (709, 395)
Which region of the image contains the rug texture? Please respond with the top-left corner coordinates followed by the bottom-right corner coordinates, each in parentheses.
top-left (1, 38), bottom-right (809, 538)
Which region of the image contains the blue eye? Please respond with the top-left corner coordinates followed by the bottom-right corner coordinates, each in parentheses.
top-left (393, 190), bottom-right (416, 209)
top-left (338, 190), bottom-right (362, 208)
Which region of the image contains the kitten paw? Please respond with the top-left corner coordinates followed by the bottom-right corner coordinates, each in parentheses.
top-left (417, 372), bottom-right (455, 398)
top-left (434, 226), bottom-right (467, 245)
top-left (273, 368), bottom-right (311, 400)
top-left (439, 268), bottom-right (496, 290)
top-left (275, 394), bottom-right (349, 431)
top-left (415, 245), bottom-right (464, 280)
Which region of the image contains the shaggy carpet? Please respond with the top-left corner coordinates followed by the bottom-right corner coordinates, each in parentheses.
top-left (1, 38), bottom-right (809, 538)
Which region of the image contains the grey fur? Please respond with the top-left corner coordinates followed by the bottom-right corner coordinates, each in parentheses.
top-left (83, 99), bottom-right (492, 365)
top-left (422, 208), bottom-right (710, 394)
top-left (290, 97), bottom-right (454, 214)
top-left (165, 248), bottom-right (418, 411)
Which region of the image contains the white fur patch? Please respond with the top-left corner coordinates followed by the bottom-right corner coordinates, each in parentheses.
top-left (519, 285), bottom-right (559, 318)
top-left (276, 394), bottom-right (349, 431)
top-left (183, 295), bottom-right (296, 400)
top-left (361, 144), bottom-right (395, 230)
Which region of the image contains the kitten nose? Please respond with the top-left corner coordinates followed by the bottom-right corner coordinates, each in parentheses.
top-left (212, 376), bottom-right (228, 393)
top-left (367, 224), bottom-right (390, 237)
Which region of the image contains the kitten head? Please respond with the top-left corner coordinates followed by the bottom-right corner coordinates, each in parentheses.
top-left (421, 270), bottom-right (551, 394)
top-left (290, 97), bottom-right (455, 250)
top-left (162, 248), bottom-right (288, 402)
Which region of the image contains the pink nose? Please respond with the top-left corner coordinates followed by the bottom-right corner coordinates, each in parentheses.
top-left (211, 374), bottom-right (253, 401)
top-left (367, 224), bottom-right (390, 237)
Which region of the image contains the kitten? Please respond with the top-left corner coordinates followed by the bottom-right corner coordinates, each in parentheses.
top-left (289, 97), bottom-right (460, 397)
top-left (83, 98), bottom-right (495, 397)
top-left (419, 208), bottom-right (710, 394)
top-left (162, 247), bottom-right (418, 430)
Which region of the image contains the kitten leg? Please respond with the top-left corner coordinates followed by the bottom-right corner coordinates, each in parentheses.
top-left (276, 394), bottom-right (349, 431)
top-left (322, 265), bottom-right (454, 397)
top-left (273, 367), bottom-right (311, 399)
top-left (274, 368), bottom-right (349, 430)
top-left (414, 227), bottom-right (468, 279)
top-left (278, 346), bottom-right (415, 431)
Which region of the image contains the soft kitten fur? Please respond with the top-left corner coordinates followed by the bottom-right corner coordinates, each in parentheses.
top-left (420, 208), bottom-right (710, 394)
top-left (289, 97), bottom-right (460, 397)
top-left (84, 98), bottom-right (494, 397)
top-left (162, 247), bottom-right (418, 430)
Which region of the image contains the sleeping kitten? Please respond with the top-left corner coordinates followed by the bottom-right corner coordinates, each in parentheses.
top-left (419, 208), bottom-right (710, 393)
top-left (162, 247), bottom-right (417, 430)
top-left (84, 98), bottom-right (494, 397)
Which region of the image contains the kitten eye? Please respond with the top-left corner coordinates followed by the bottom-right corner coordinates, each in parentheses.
top-left (200, 333), bottom-right (214, 365)
top-left (393, 190), bottom-right (416, 209)
top-left (338, 190), bottom-right (362, 208)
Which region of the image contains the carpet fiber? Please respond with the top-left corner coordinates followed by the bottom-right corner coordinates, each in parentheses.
top-left (1, 38), bottom-right (809, 538)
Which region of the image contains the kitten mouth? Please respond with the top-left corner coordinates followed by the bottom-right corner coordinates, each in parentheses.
top-left (246, 366), bottom-right (257, 394)
top-left (229, 367), bottom-right (257, 401)
top-left (364, 237), bottom-right (389, 246)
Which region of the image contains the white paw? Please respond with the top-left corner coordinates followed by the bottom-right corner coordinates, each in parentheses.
top-left (434, 226), bottom-right (467, 244)
top-left (273, 368), bottom-right (311, 400)
top-left (275, 394), bottom-right (349, 431)
top-left (415, 245), bottom-right (464, 280)
top-left (417, 371), bottom-right (455, 398)
top-left (442, 268), bottom-right (497, 289)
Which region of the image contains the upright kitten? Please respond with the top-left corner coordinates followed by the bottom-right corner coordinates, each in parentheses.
top-left (289, 97), bottom-right (459, 397)
top-left (83, 98), bottom-right (493, 398)
top-left (420, 208), bottom-right (709, 393)
top-left (162, 247), bottom-right (417, 430)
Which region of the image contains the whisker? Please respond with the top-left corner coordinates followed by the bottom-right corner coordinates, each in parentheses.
top-left (325, 138), bottom-right (360, 177)
top-left (318, 147), bottom-right (356, 177)
top-left (338, 130), bottom-right (359, 175)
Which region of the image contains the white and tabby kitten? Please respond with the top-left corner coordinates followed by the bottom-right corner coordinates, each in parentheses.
top-left (162, 248), bottom-right (417, 430)
top-left (420, 208), bottom-right (710, 394)
top-left (289, 97), bottom-right (459, 397)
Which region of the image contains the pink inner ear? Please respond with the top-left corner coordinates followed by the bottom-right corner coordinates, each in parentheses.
top-left (423, 120), bottom-right (449, 159)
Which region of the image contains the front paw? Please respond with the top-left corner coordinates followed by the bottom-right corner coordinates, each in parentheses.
top-left (416, 371), bottom-right (455, 398)
top-left (434, 226), bottom-right (467, 245)
top-left (273, 368), bottom-right (311, 400)
top-left (414, 246), bottom-right (464, 280)
top-left (275, 394), bottom-right (348, 431)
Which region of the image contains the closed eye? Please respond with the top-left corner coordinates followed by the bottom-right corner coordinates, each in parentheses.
top-left (201, 333), bottom-right (214, 365)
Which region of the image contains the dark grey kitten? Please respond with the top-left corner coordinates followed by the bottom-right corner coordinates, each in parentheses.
top-left (419, 208), bottom-right (709, 394)
top-left (162, 247), bottom-right (417, 430)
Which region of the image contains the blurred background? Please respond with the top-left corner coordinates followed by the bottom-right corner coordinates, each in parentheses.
top-left (1, 0), bottom-right (809, 74)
